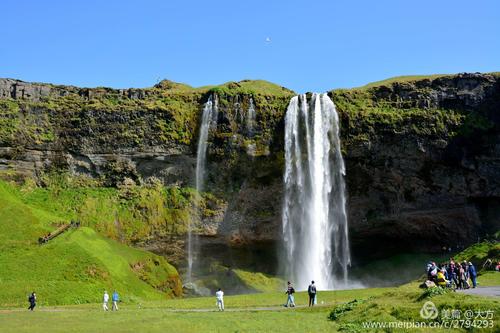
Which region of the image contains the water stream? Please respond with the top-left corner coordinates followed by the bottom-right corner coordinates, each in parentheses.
top-left (282, 93), bottom-right (351, 290)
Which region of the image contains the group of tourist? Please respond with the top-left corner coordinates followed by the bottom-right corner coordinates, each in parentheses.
top-left (210, 280), bottom-right (318, 312)
top-left (284, 280), bottom-right (317, 308)
top-left (28, 282), bottom-right (319, 312)
top-left (426, 258), bottom-right (477, 289)
top-left (27, 290), bottom-right (120, 312)
top-left (102, 290), bottom-right (120, 311)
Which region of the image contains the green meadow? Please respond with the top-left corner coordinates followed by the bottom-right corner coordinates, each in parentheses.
top-left (1, 280), bottom-right (499, 333)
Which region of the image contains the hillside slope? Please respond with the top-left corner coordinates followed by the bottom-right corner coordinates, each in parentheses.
top-left (0, 180), bottom-right (182, 306)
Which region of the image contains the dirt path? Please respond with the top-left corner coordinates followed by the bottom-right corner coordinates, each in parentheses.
top-left (457, 286), bottom-right (500, 297)
top-left (166, 305), bottom-right (315, 312)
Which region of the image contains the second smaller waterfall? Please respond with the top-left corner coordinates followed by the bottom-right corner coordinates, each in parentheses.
top-left (188, 95), bottom-right (217, 282)
top-left (246, 98), bottom-right (257, 155)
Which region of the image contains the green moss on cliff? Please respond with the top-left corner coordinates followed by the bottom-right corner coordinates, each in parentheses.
top-left (0, 100), bottom-right (20, 144)
top-left (13, 173), bottom-right (197, 243)
top-left (331, 88), bottom-right (465, 146)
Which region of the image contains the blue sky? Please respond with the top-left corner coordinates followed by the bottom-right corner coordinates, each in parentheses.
top-left (1, 0), bottom-right (499, 92)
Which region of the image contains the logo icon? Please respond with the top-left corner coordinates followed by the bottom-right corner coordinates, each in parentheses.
top-left (420, 301), bottom-right (439, 319)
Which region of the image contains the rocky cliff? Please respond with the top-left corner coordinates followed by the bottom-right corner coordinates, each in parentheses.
top-left (1, 73), bottom-right (499, 261)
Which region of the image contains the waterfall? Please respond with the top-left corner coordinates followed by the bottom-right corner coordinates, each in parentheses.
top-left (188, 95), bottom-right (217, 282)
top-left (246, 97), bottom-right (256, 134)
top-left (282, 93), bottom-right (351, 290)
top-left (246, 97), bottom-right (256, 154)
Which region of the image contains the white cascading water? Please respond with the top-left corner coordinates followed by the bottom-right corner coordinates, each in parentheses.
top-left (282, 93), bottom-right (351, 290)
top-left (246, 97), bottom-right (256, 154)
top-left (188, 95), bottom-right (217, 282)
top-left (246, 97), bottom-right (256, 133)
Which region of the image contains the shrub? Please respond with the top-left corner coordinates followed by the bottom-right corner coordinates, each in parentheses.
top-left (328, 299), bottom-right (365, 321)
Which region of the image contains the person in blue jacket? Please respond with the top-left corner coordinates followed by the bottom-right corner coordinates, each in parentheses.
top-left (28, 292), bottom-right (36, 311)
top-left (112, 290), bottom-right (119, 311)
top-left (468, 262), bottom-right (477, 288)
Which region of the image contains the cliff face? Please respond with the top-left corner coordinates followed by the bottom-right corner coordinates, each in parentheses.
top-left (1, 73), bottom-right (499, 258)
top-left (334, 74), bottom-right (500, 256)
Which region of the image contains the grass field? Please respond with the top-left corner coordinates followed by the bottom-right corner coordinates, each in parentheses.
top-left (1, 280), bottom-right (499, 333)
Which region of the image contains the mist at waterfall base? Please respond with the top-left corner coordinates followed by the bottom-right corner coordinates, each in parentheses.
top-left (282, 93), bottom-right (351, 291)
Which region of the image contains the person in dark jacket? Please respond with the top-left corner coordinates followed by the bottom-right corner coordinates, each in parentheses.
top-left (468, 262), bottom-right (477, 288)
top-left (284, 281), bottom-right (295, 307)
top-left (454, 264), bottom-right (463, 289)
top-left (308, 281), bottom-right (317, 307)
top-left (28, 292), bottom-right (36, 311)
top-left (448, 259), bottom-right (459, 289)
top-left (461, 261), bottom-right (470, 289)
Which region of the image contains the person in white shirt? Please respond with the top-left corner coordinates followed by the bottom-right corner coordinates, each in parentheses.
top-left (215, 288), bottom-right (224, 311)
top-left (103, 291), bottom-right (109, 311)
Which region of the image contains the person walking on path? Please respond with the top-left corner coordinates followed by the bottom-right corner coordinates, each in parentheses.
top-left (308, 281), bottom-right (317, 307)
top-left (112, 290), bottom-right (119, 311)
top-left (28, 292), bottom-right (36, 311)
top-left (468, 262), bottom-right (477, 288)
top-left (215, 288), bottom-right (224, 311)
top-left (103, 291), bottom-right (109, 311)
top-left (285, 281), bottom-right (295, 307)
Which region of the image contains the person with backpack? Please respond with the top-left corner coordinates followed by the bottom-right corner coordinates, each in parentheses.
top-left (308, 281), bottom-right (317, 307)
top-left (28, 292), bottom-right (36, 311)
top-left (427, 262), bottom-right (438, 283)
top-left (468, 262), bottom-right (477, 288)
top-left (284, 281), bottom-right (295, 307)
top-left (112, 290), bottom-right (119, 311)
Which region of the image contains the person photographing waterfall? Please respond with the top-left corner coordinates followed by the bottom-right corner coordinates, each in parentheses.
top-left (308, 281), bottom-right (317, 307)
top-left (284, 281), bottom-right (295, 307)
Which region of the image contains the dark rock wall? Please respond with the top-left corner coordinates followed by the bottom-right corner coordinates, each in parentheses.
top-left (1, 74), bottom-right (499, 258)
top-left (339, 74), bottom-right (500, 256)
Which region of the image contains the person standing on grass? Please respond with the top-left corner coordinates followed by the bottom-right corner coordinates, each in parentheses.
top-left (103, 291), bottom-right (109, 311)
top-left (215, 288), bottom-right (224, 311)
top-left (461, 261), bottom-right (470, 289)
top-left (28, 292), bottom-right (36, 311)
top-left (308, 281), bottom-right (317, 307)
top-left (468, 262), bottom-right (477, 288)
top-left (285, 281), bottom-right (295, 307)
top-left (112, 290), bottom-right (119, 311)
top-left (448, 259), bottom-right (458, 289)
